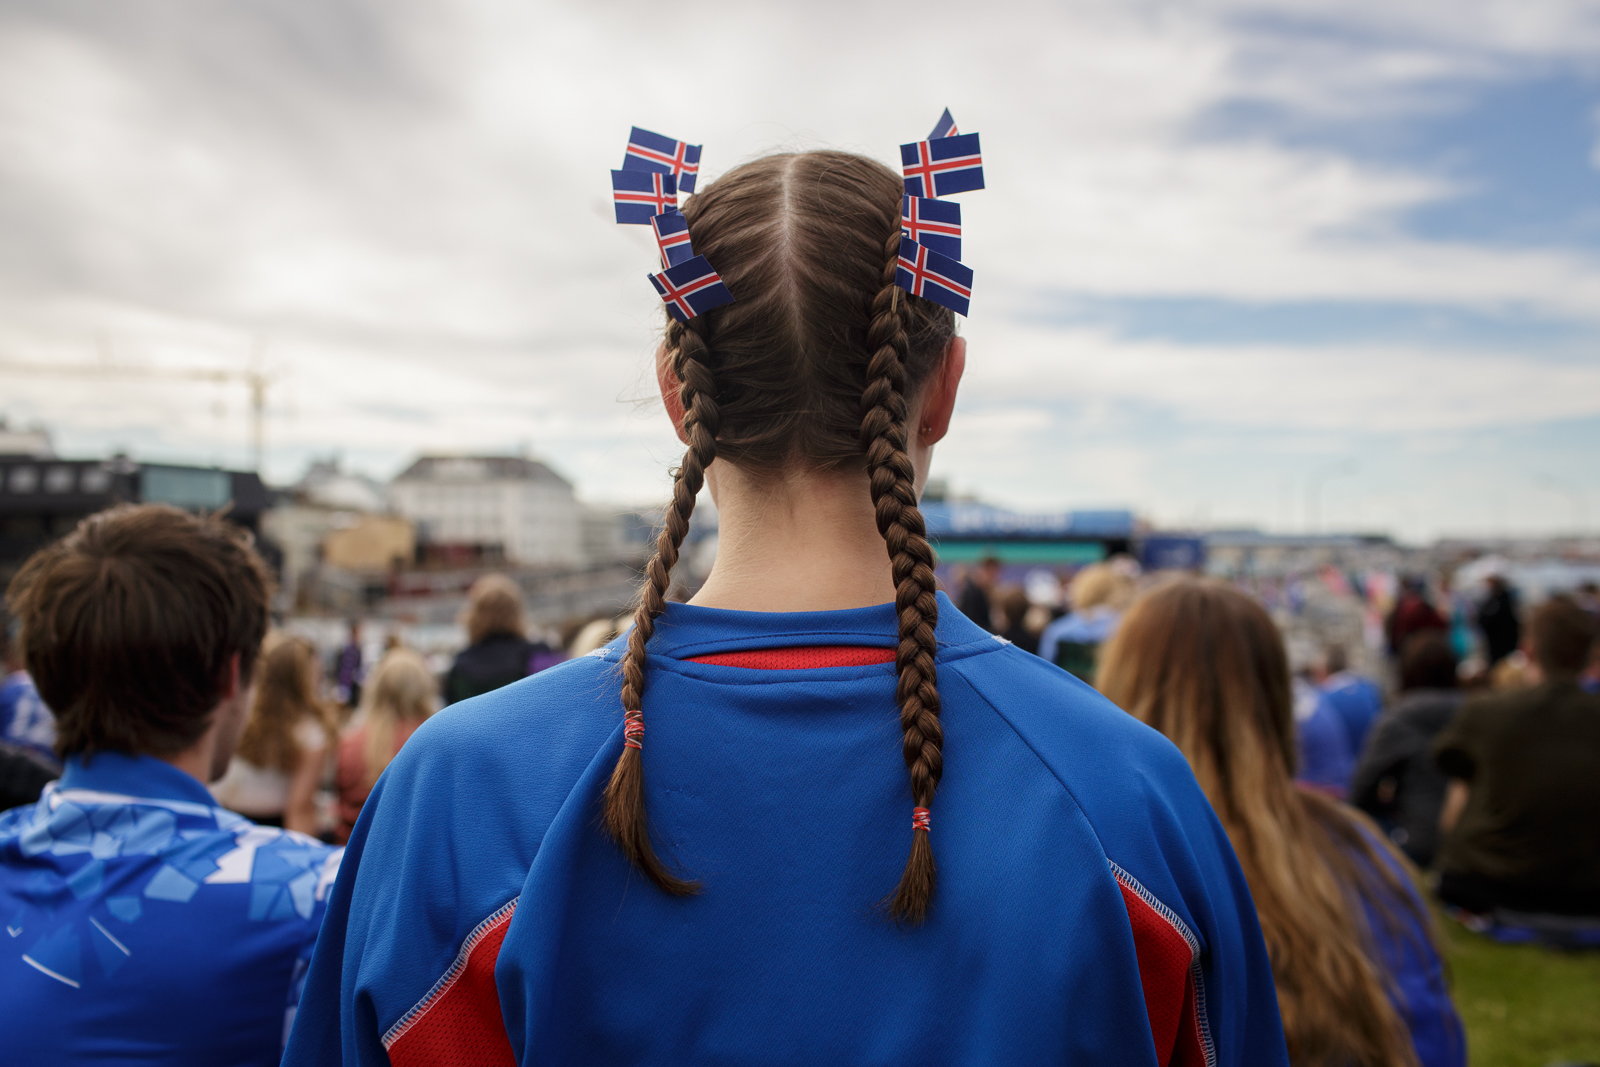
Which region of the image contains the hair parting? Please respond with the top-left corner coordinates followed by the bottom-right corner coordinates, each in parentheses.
top-left (601, 316), bottom-right (718, 895)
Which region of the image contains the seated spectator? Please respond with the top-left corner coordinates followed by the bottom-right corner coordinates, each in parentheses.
top-left (210, 634), bottom-right (334, 834)
top-left (444, 574), bottom-right (560, 704)
top-left (1100, 577), bottom-right (1464, 1067)
top-left (334, 649), bottom-right (438, 844)
top-left (0, 607), bottom-right (58, 771)
top-left (0, 504), bottom-right (342, 1065)
top-left (1351, 632), bottom-right (1463, 868)
top-left (1036, 562), bottom-right (1132, 683)
top-left (1317, 643), bottom-right (1384, 757)
top-left (1434, 596), bottom-right (1600, 917)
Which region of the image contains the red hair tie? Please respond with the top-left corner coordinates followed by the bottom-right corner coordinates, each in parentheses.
top-left (623, 710), bottom-right (644, 750)
top-left (912, 807), bottom-right (931, 833)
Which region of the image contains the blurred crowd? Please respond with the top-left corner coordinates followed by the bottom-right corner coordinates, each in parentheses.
top-left (1, 506), bottom-right (1597, 1066)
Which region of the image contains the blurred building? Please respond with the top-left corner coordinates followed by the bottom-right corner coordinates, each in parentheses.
top-left (0, 453), bottom-right (270, 585)
top-left (389, 455), bottom-right (583, 567)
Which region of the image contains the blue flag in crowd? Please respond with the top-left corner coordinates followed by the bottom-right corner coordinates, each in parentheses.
top-left (901, 195), bottom-right (962, 260)
top-left (612, 169), bottom-right (677, 225)
top-left (622, 127), bottom-right (703, 194)
top-left (649, 255), bottom-right (735, 322)
top-left (900, 133), bottom-right (984, 198)
top-left (652, 211), bottom-right (695, 267)
top-left (895, 236), bottom-right (972, 317)
top-left (930, 108), bottom-right (959, 139)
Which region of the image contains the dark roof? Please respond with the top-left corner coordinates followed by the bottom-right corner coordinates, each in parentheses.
top-left (392, 455), bottom-right (572, 488)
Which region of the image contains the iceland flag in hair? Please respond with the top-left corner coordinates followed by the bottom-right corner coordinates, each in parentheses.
top-left (622, 127), bottom-right (703, 194)
top-left (652, 211), bottom-right (695, 267)
top-left (901, 196), bottom-right (961, 260)
top-left (900, 133), bottom-right (984, 198)
top-left (612, 169), bottom-right (677, 224)
top-left (896, 236), bottom-right (972, 317)
top-left (649, 255), bottom-right (734, 322)
top-left (930, 108), bottom-right (959, 139)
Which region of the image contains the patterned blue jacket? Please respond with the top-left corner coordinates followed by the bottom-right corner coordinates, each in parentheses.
top-left (0, 751), bottom-right (342, 1065)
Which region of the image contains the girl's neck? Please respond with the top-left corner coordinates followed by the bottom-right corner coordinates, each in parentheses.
top-left (689, 462), bottom-right (900, 613)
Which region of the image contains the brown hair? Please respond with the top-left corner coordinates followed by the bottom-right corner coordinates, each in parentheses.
top-left (356, 648), bottom-right (437, 789)
top-left (1099, 577), bottom-right (1434, 1067)
top-left (602, 151), bottom-right (956, 921)
top-left (464, 573), bottom-right (526, 645)
top-left (236, 633), bottom-right (334, 773)
top-left (1528, 595), bottom-right (1597, 677)
top-left (6, 504), bottom-right (272, 759)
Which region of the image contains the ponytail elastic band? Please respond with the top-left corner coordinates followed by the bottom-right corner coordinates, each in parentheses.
top-left (623, 711), bottom-right (644, 750)
top-left (912, 807), bottom-right (931, 833)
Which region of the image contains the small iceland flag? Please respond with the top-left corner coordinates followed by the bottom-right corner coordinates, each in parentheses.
top-left (651, 212), bottom-right (695, 267)
top-left (649, 255), bottom-right (734, 322)
top-left (622, 127), bottom-right (703, 194)
top-left (901, 195), bottom-right (961, 260)
top-left (612, 170), bottom-right (677, 225)
top-left (895, 236), bottom-right (972, 317)
top-left (900, 133), bottom-right (984, 199)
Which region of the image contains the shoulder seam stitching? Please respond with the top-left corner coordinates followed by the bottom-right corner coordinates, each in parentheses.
top-left (381, 896), bottom-right (519, 1050)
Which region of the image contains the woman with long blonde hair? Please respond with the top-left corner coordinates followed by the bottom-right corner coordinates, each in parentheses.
top-left (1099, 577), bottom-right (1464, 1067)
top-left (334, 648), bottom-right (437, 843)
top-left (211, 633), bottom-right (334, 835)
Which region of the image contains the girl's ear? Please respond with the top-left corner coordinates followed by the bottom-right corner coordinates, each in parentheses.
top-left (656, 342), bottom-right (690, 445)
top-left (918, 336), bottom-right (967, 446)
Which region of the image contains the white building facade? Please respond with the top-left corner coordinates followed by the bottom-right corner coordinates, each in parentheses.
top-left (389, 456), bottom-right (584, 566)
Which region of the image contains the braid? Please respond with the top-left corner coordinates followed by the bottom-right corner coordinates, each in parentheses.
top-left (602, 316), bottom-right (720, 895)
top-left (861, 226), bottom-right (944, 924)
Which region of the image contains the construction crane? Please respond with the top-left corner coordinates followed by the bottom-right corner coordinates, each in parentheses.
top-left (0, 345), bottom-right (282, 471)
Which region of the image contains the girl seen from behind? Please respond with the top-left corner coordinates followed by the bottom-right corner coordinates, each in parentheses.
top-left (334, 649), bottom-right (439, 844)
top-left (286, 150), bottom-right (1287, 1066)
top-left (210, 634), bottom-right (334, 835)
top-left (1098, 577), bottom-right (1465, 1067)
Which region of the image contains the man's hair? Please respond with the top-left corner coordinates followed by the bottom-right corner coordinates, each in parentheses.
top-left (1399, 631), bottom-right (1458, 691)
top-left (1529, 595), bottom-right (1597, 676)
top-left (1323, 643), bottom-right (1349, 675)
top-left (6, 504), bottom-right (273, 759)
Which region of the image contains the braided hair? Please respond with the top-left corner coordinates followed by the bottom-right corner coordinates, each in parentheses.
top-left (603, 151), bottom-right (956, 920)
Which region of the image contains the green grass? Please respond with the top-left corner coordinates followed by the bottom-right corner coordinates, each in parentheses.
top-left (1438, 912), bottom-right (1600, 1066)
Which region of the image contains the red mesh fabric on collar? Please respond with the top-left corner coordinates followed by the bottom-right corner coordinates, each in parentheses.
top-left (685, 646), bottom-right (896, 669)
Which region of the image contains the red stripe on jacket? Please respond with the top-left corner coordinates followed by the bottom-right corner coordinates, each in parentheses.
top-left (385, 901), bottom-right (518, 1067)
top-left (687, 646), bottom-right (896, 669)
top-left (1113, 866), bottom-right (1213, 1067)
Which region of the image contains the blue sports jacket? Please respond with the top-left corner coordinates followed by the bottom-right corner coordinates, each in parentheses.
top-left (286, 594), bottom-right (1288, 1066)
top-left (0, 751), bottom-right (343, 1064)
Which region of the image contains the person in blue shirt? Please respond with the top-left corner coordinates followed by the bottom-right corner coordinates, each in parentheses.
top-left (1099, 578), bottom-right (1465, 1067)
top-left (1292, 675), bottom-right (1355, 798)
top-left (1034, 561), bottom-right (1133, 681)
top-left (0, 504), bottom-right (343, 1066)
top-left (0, 609), bottom-right (58, 771)
top-left (285, 150), bottom-right (1287, 1066)
top-left (1317, 644), bottom-right (1385, 758)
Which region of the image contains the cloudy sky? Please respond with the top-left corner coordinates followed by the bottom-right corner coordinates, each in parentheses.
top-left (0, 0), bottom-right (1597, 542)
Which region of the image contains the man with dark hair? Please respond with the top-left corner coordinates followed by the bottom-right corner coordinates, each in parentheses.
top-left (1434, 596), bottom-right (1600, 915)
top-left (0, 505), bottom-right (342, 1066)
top-left (1350, 631), bottom-right (1463, 867)
top-left (1474, 574), bottom-right (1521, 668)
top-left (1316, 643), bottom-right (1384, 757)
